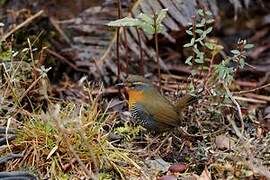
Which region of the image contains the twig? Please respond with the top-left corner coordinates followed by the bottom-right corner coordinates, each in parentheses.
top-left (234, 96), bottom-right (267, 104)
top-left (224, 84), bottom-right (245, 139)
top-left (191, 16), bottom-right (196, 85)
top-left (149, 133), bottom-right (171, 157)
top-left (204, 53), bottom-right (215, 88)
top-left (116, 0), bottom-right (122, 81)
top-left (1, 10), bottom-right (44, 42)
top-left (49, 17), bottom-right (72, 45)
top-left (233, 82), bottom-right (270, 95)
top-left (116, 27), bottom-right (120, 81)
top-left (226, 115), bottom-right (245, 140)
top-left (136, 27), bottom-right (144, 75)
top-left (244, 93), bottom-right (270, 102)
top-left (27, 38), bottom-right (38, 80)
top-left (18, 76), bottom-right (42, 102)
top-left (123, 27), bottom-right (129, 76)
top-left (154, 14), bottom-right (161, 90)
top-left (45, 48), bottom-right (89, 73)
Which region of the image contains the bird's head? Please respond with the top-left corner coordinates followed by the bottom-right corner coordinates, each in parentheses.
top-left (116, 75), bottom-right (155, 107)
top-left (116, 75), bottom-right (154, 92)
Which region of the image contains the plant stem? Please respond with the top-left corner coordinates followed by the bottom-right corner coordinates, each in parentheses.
top-left (204, 53), bottom-right (215, 88)
top-left (154, 14), bottom-right (161, 90)
top-left (136, 27), bottom-right (144, 75)
top-left (191, 16), bottom-right (196, 85)
top-left (123, 27), bottom-right (129, 77)
top-left (116, 0), bottom-right (122, 81)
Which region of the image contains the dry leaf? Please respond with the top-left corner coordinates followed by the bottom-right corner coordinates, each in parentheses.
top-left (215, 134), bottom-right (232, 150)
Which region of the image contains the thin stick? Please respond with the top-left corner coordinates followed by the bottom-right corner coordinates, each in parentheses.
top-left (234, 96), bottom-right (267, 104)
top-left (204, 53), bottom-right (215, 88)
top-left (136, 27), bottom-right (144, 75)
top-left (1, 10), bottom-right (44, 42)
top-left (191, 16), bottom-right (196, 85)
top-left (46, 49), bottom-right (89, 73)
top-left (19, 76), bottom-right (42, 102)
top-left (116, 28), bottom-right (120, 81)
top-left (123, 27), bottom-right (129, 76)
top-left (154, 14), bottom-right (161, 90)
top-left (116, 0), bottom-right (122, 81)
top-left (224, 84), bottom-right (245, 137)
top-left (233, 82), bottom-right (270, 95)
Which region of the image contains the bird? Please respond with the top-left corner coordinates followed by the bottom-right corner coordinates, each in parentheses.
top-left (116, 75), bottom-right (198, 132)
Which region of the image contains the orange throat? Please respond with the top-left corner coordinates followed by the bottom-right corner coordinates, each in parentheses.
top-left (127, 89), bottom-right (144, 109)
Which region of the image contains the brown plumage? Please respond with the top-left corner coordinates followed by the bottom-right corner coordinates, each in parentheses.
top-left (117, 75), bottom-right (197, 132)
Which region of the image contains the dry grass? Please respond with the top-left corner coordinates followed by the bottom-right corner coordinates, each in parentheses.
top-left (0, 35), bottom-right (269, 179)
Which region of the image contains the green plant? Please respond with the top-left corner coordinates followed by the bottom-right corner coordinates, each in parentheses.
top-left (183, 8), bottom-right (254, 90)
top-left (107, 9), bottom-right (168, 88)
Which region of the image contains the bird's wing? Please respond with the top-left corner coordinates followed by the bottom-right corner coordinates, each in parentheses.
top-left (132, 104), bottom-right (172, 130)
top-left (175, 94), bottom-right (198, 111)
top-left (140, 92), bottom-right (182, 127)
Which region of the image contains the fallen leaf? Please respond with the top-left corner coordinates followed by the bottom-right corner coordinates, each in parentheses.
top-left (145, 158), bottom-right (171, 173)
top-left (168, 163), bottom-right (188, 173)
top-left (215, 134), bottom-right (232, 150)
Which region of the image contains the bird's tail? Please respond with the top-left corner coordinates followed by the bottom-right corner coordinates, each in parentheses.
top-left (175, 94), bottom-right (198, 111)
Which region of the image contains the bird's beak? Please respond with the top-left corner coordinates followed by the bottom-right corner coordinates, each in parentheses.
top-left (115, 82), bottom-right (125, 88)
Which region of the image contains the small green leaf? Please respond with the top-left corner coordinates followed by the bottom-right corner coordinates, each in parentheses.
top-left (206, 19), bottom-right (215, 24)
top-left (205, 10), bottom-right (212, 16)
top-left (244, 44), bottom-right (255, 49)
top-left (107, 17), bottom-right (141, 27)
top-left (185, 56), bottom-right (193, 65)
top-left (140, 23), bottom-right (154, 35)
top-left (186, 30), bottom-right (193, 35)
top-left (193, 46), bottom-right (200, 55)
top-left (205, 42), bottom-right (214, 50)
top-left (189, 82), bottom-right (195, 91)
top-left (196, 23), bottom-right (204, 28)
top-left (201, 19), bottom-right (206, 25)
top-left (191, 69), bottom-right (197, 75)
top-left (138, 13), bottom-right (154, 25)
top-left (183, 43), bottom-right (192, 48)
top-left (198, 40), bottom-right (204, 46)
top-left (196, 30), bottom-right (207, 42)
top-left (206, 27), bottom-right (213, 34)
top-left (239, 58), bottom-right (245, 68)
top-left (156, 8), bottom-right (168, 24)
top-left (195, 29), bottom-right (204, 34)
top-left (195, 52), bottom-right (204, 63)
top-left (156, 24), bottom-right (165, 33)
top-left (197, 9), bottom-right (204, 16)
top-left (230, 50), bottom-right (240, 55)
top-left (190, 38), bottom-right (195, 45)
top-left (195, 58), bottom-right (203, 63)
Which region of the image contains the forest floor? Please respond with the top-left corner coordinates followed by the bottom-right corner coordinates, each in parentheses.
top-left (0, 0), bottom-right (270, 179)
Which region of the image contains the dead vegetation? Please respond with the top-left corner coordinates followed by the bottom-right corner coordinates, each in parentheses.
top-left (0, 0), bottom-right (270, 179)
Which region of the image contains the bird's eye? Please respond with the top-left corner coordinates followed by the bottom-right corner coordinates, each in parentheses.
top-left (127, 82), bottom-right (133, 87)
top-left (127, 81), bottom-right (143, 87)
